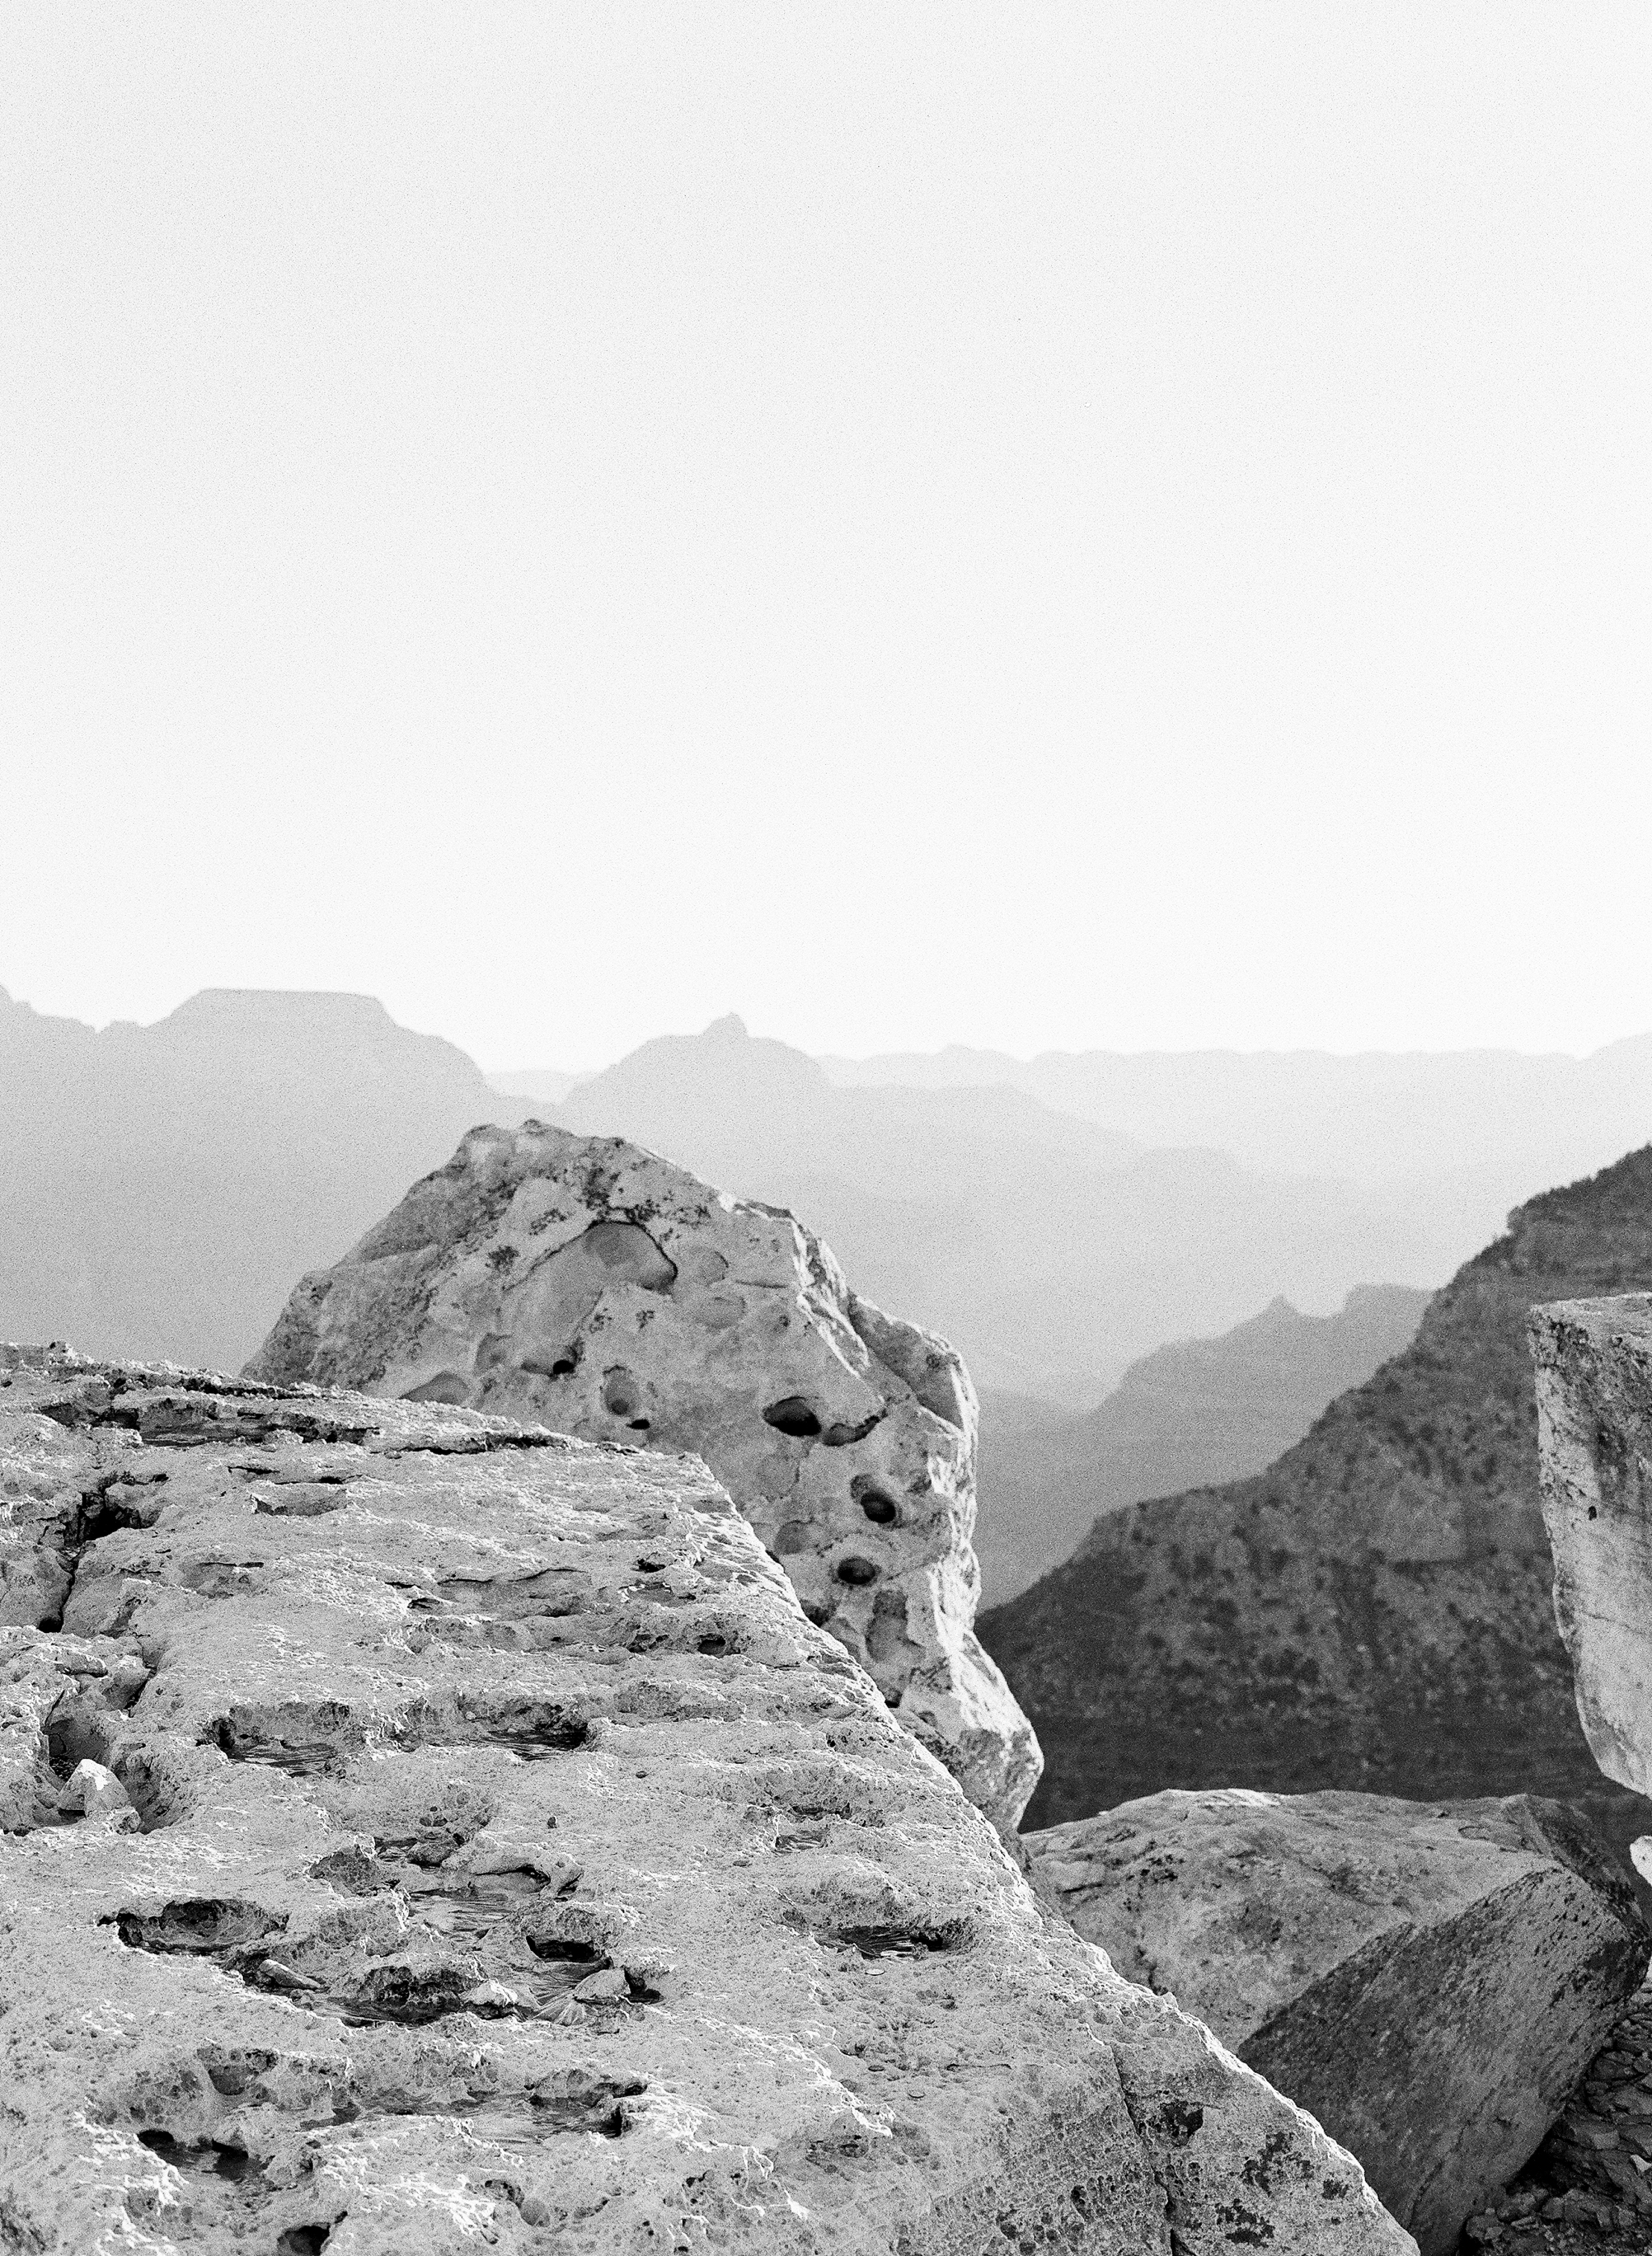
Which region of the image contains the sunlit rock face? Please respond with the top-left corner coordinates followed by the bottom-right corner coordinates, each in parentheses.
top-left (0, 1347), bottom-right (1411, 2256)
top-left (1026, 1786), bottom-right (1649, 2256)
top-left (246, 1123), bottom-right (1040, 1831)
top-left (1529, 1294), bottom-right (1652, 1802)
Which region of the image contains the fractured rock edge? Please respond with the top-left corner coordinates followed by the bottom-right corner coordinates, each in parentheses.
top-left (1, 1345), bottom-right (1410, 2255)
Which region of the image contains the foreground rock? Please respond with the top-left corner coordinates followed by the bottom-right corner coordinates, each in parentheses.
top-left (246, 1122), bottom-right (1039, 1831)
top-left (1529, 1294), bottom-right (1652, 1806)
top-left (0, 1346), bottom-right (1409, 2254)
top-left (1027, 1786), bottom-right (1649, 2255)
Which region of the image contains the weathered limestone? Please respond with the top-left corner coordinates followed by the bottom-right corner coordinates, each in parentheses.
top-left (1026, 1786), bottom-right (1649, 2256)
top-left (0, 1345), bottom-right (1410, 2254)
top-left (1529, 1295), bottom-right (1652, 1803)
top-left (245, 1123), bottom-right (1040, 1831)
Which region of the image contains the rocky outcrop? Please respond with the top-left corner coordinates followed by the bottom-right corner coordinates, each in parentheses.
top-left (1529, 1294), bottom-right (1652, 1804)
top-left (983, 1146), bottom-right (1652, 1873)
top-left (1026, 1786), bottom-right (1649, 2255)
top-left (245, 1123), bottom-right (1039, 1831)
top-left (0, 1345), bottom-right (1410, 2254)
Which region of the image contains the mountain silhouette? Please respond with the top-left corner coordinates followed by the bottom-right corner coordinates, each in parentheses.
top-left (0, 986), bottom-right (529, 1369)
top-left (553, 1016), bottom-right (1444, 1403)
top-left (975, 1283), bottom-right (1432, 1603)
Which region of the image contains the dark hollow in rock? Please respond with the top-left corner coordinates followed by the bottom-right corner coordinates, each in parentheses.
top-left (136, 2129), bottom-right (263, 2186)
top-left (762, 1398), bottom-right (823, 1440)
top-left (207, 1701), bottom-right (359, 1775)
top-left (858, 1491), bottom-right (899, 1525)
top-left (113, 1754), bottom-right (187, 1833)
top-left (821, 1411), bottom-right (884, 1448)
top-left (525, 1936), bottom-right (603, 1966)
top-left (829, 1923), bottom-right (964, 1960)
top-left (112, 1899), bottom-right (286, 1956)
top-left (275, 2227), bottom-right (335, 2254)
top-left (834, 1556), bottom-right (880, 1587)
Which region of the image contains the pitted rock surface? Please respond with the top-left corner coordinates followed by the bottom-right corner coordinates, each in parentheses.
top-left (244, 1122), bottom-right (1039, 1831)
top-left (1026, 1786), bottom-right (1649, 2255)
top-left (1529, 1296), bottom-right (1652, 1806)
top-left (0, 1345), bottom-right (1410, 2255)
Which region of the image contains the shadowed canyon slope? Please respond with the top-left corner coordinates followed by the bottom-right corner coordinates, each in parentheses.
top-left (979, 1146), bottom-right (1652, 1872)
top-left (0, 987), bottom-right (532, 1371)
top-left (976, 1284), bottom-right (1432, 1603)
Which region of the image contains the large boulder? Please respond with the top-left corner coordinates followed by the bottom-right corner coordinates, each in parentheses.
top-left (0, 1345), bottom-right (1411, 2255)
top-left (1026, 1786), bottom-right (1649, 2255)
top-left (1529, 1294), bottom-right (1652, 1803)
top-left (245, 1122), bottom-right (1040, 1830)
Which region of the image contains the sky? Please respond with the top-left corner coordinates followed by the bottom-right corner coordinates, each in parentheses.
top-left (2, 6), bottom-right (1649, 1071)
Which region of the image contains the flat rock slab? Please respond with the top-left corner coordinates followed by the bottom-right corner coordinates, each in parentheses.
top-left (0, 1347), bottom-right (1410, 2255)
top-left (1027, 1787), bottom-right (1649, 2255)
top-left (245, 1122), bottom-right (1039, 1831)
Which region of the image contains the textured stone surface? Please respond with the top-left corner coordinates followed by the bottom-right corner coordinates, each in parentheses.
top-left (245, 1123), bottom-right (1039, 1831)
top-left (1026, 1786), bottom-right (1649, 2255)
top-left (0, 1347), bottom-right (1410, 2255)
top-left (1529, 1295), bottom-right (1652, 1804)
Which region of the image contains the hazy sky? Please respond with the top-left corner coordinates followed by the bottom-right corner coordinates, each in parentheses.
top-left (3, 7), bottom-right (1648, 1068)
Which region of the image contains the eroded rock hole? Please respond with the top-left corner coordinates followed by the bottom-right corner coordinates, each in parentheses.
top-left (136, 2130), bottom-right (262, 2186)
top-left (602, 1369), bottom-right (645, 1422)
top-left (834, 1555), bottom-right (881, 1587)
top-left (47, 1707), bottom-right (111, 1781)
top-left (276, 2228), bottom-right (334, 2256)
top-left (833, 1924), bottom-right (962, 1960)
top-left (763, 1397), bottom-right (823, 1440)
top-left (111, 1899), bottom-right (286, 1956)
top-left (858, 1490), bottom-right (899, 1525)
top-left (209, 1709), bottom-right (352, 1778)
top-left (114, 1755), bottom-right (184, 1833)
top-left (449, 1696), bottom-right (589, 1758)
top-left (526, 1935), bottom-right (602, 1966)
top-left (821, 1411), bottom-right (885, 1448)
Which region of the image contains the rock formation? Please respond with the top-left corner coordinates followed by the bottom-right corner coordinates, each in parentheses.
top-left (245, 1122), bottom-right (1039, 1831)
top-left (0, 1345), bottom-right (1411, 2254)
top-left (982, 1146), bottom-right (1652, 1869)
top-left (1026, 1786), bottom-right (1649, 2255)
top-left (1529, 1294), bottom-right (1652, 1806)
